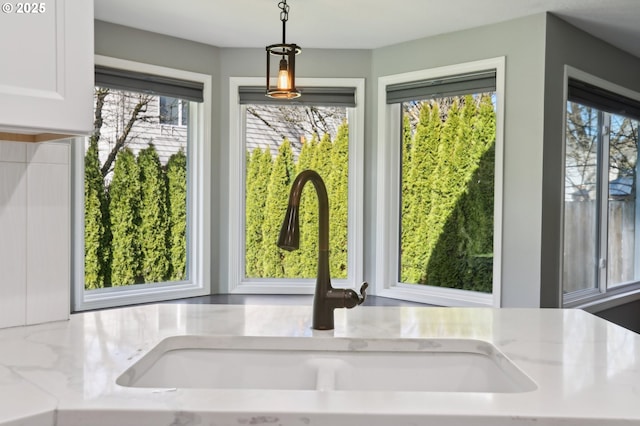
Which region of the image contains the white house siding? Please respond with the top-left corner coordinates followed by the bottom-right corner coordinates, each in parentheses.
top-left (244, 104), bottom-right (346, 160)
top-left (87, 89), bottom-right (188, 181)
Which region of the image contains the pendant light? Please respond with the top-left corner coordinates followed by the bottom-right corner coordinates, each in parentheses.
top-left (266, 0), bottom-right (301, 99)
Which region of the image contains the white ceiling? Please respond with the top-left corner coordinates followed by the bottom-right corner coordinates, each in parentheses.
top-left (94, 0), bottom-right (640, 58)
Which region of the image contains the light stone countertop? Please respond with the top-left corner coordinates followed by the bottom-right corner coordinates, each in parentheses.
top-left (0, 304), bottom-right (639, 426)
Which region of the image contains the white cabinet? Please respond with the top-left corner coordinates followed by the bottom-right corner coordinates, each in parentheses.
top-left (0, 0), bottom-right (93, 138)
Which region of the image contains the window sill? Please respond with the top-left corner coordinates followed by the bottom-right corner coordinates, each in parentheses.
top-left (377, 284), bottom-right (494, 307)
top-left (75, 281), bottom-right (209, 312)
top-left (231, 282), bottom-right (315, 295)
top-left (565, 286), bottom-right (640, 313)
top-left (231, 278), bottom-right (356, 295)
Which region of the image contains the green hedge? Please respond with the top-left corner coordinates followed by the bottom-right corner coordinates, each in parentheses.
top-left (84, 144), bottom-right (187, 289)
top-left (245, 122), bottom-right (350, 279)
top-left (401, 95), bottom-right (495, 292)
top-left (85, 95), bottom-right (495, 292)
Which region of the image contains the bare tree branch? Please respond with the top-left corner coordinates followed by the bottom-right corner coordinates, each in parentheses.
top-left (101, 95), bottom-right (152, 177)
top-left (92, 88), bottom-right (110, 144)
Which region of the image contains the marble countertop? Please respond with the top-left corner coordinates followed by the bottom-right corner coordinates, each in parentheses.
top-left (0, 304), bottom-right (639, 426)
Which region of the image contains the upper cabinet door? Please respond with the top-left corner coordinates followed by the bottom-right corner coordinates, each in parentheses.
top-left (0, 0), bottom-right (94, 136)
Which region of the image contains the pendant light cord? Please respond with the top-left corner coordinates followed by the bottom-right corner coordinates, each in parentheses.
top-left (279, 0), bottom-right (289, 44)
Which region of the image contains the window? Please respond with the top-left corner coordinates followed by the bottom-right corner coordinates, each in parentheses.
top-left (563, 70), bottom-right (640, 306)
top-left (72, 57), bottom-right (211, 311)
top-left (376, 58), bottom-right (505, 306)
top-left (160, 96), bottom-right (188, 126)
top-left (228, 78), bottom-right (364, 293)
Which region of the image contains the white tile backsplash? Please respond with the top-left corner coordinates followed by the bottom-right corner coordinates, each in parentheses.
top-left (26, 141), bottom-right (72, 165)
top-left (0, 163), bottom-right (27, 328)
top-left (0, 140), bottom-right (70, 328)
top-left (26, 162), bottom-right (70, 324)
top-left (0, 141), bottom-right (27, 163)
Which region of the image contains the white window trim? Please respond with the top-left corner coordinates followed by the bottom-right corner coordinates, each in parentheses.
top-left (227, 77), bottom-right (365, 294)
top-left (375, 57), bottom-right (505, 307)
top-left (562, 65), bottom-right (640, 311)
top-left (71, 55), bottom-right (211, 311)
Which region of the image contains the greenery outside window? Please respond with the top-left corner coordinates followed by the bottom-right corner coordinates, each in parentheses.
top-left (376, 58), bottom-right (505, 306)
top-left (563, 68), bottom-right (640, 307)
top-left (72, 56), bottom-right (211, 311)
top-left (227, 78), bottom-right (364, 294)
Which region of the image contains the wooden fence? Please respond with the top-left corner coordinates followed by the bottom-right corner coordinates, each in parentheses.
top-left (564, 200), bottom-right (636, 293)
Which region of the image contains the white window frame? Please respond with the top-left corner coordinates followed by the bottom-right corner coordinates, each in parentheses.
top-left (562, 66), bottom-right (640, 312)
top-left (227, 77), bottom-right (365, 294)
top-left (71, 55), bottom-right (211, 311)
top-left (375, 57), bottom-right (505, 307)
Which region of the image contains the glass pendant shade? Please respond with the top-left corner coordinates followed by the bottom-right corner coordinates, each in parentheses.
top-left (266, 43), bottom-right (301, 99)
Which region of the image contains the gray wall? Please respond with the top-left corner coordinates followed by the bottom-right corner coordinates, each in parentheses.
top-left (372, 14), bottom-right (547, 307)
top-left (213, 15), bottom-right (549, 307)
top-left (540, 14), bottom-right (640, 307)
top-left (94, 15), bottom-right (640, 313)
top-left (94, 20), bottom-right (373, 296)
top-left (94, 20), bottom-right (221, 293)
top-left (215, 48), bottom-right (372, 292)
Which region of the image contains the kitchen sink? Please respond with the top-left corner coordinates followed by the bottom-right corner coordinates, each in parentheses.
top-left (116, 335), bottom-right (536, 393)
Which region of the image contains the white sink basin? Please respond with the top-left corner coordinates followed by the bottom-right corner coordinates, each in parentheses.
top-left (117, 336), bottom-right (536, 393)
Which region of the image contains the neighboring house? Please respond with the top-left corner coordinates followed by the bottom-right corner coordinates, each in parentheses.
top-left (244, 104), bottom-right (346, 158)
top-left (92, 90), bottom-right (346, 176)
top-left (90, 90), bottom-right (188, 180)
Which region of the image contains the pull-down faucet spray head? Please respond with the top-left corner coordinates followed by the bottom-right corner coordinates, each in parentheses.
top-left (277, 204), bottom-right (300, 251)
